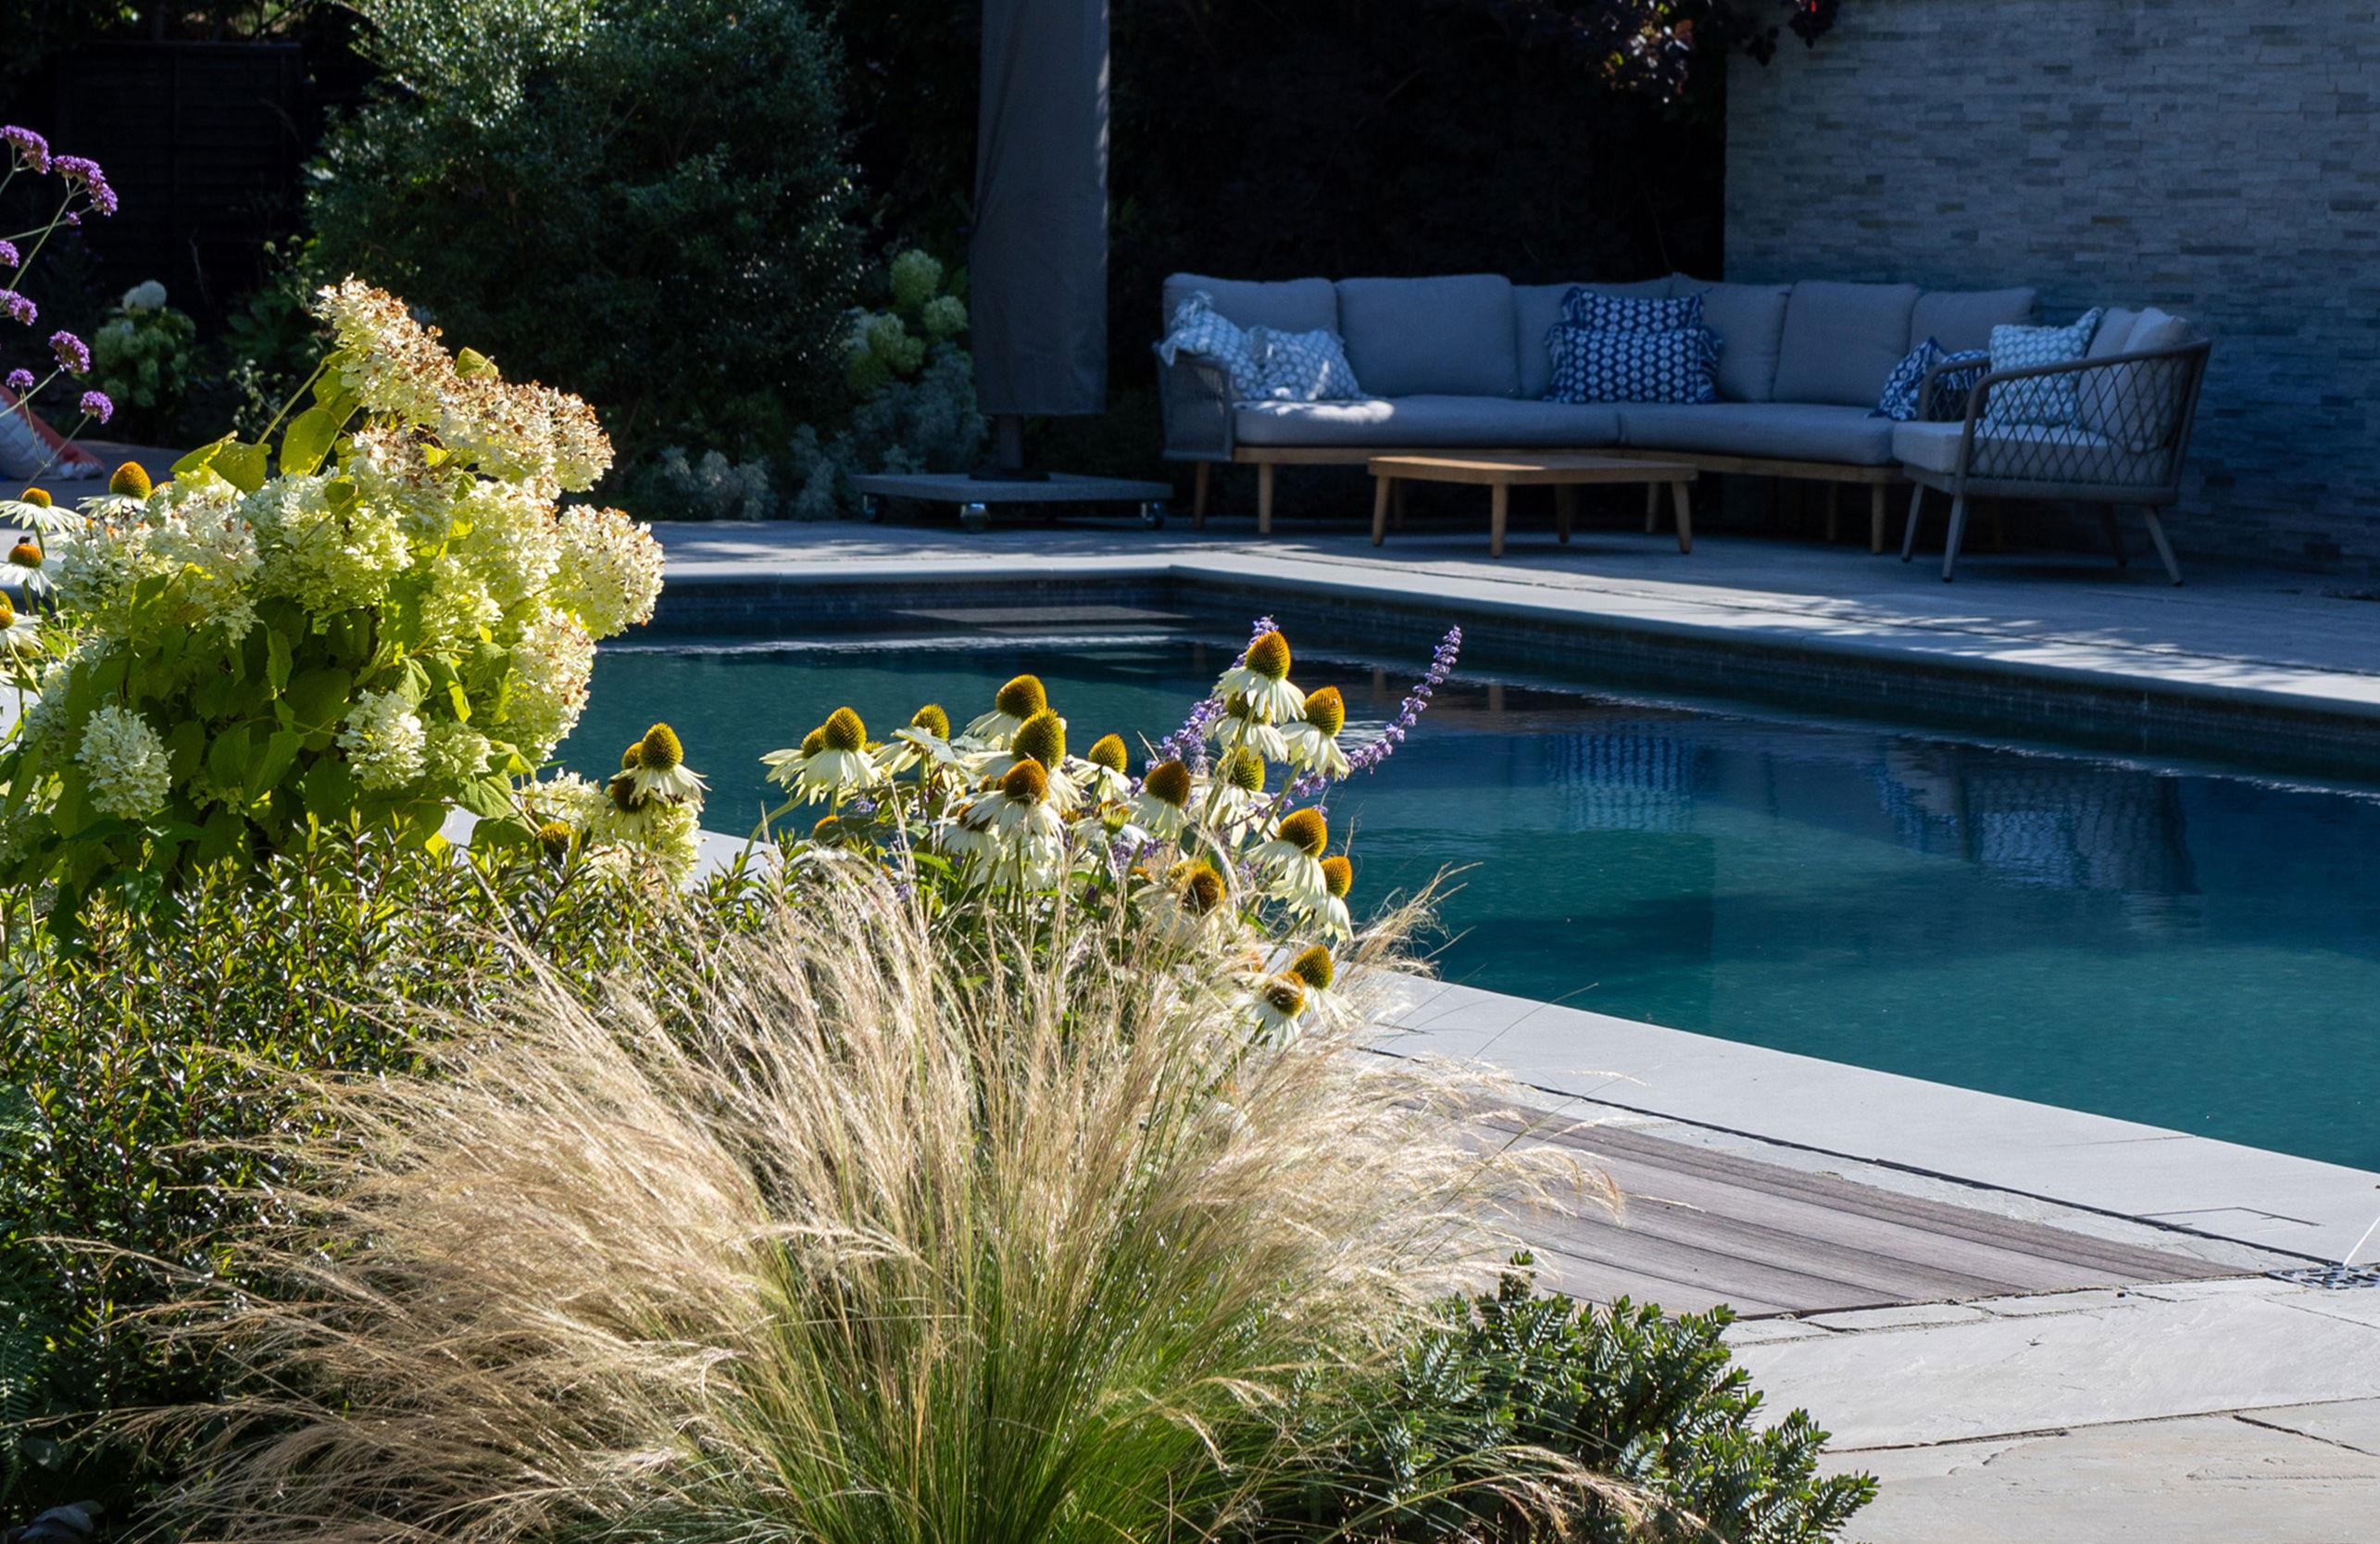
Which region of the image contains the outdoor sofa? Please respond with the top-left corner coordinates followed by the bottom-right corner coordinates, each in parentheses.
top-left (1155, 272), bottom-right (2211, 571)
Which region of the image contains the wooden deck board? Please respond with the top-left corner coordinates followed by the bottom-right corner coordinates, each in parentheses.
top-left (1478, 1113), bottom-right (2240, 1317)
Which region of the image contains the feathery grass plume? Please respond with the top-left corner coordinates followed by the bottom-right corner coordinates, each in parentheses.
top-left (145, 869), bottom-right (1623, 1544)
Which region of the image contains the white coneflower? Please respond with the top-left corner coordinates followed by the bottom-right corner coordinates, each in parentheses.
top-left (1148, 857), bottom-right (1230, 941)
top-left (760, 723), bottom-right (825, 787)
top-left (876, 703), bottom-right (971, 778)
top-left (780, 707), bottom-right (879, 805)
top-left (0, 593), bottom-right (37, 655)
top-left (1210, 697), bottom-right (1289, 763)
top-left (5, 537), bottom-right (56, 602)
top-left (1292, 853), bottom-right (1355, 939)
top-left (1125, 758), bottom-right (1194, 842)
top-left (961, 672), bottom-right (1048, 745)
top-left (1215, 630), bottom-right (1306, 723)
top-left (615, 722), bottom-right (706, 803)
top-left (1074, 733), bottom-right (1134, 807)
top-left (1208, 745), bottom-right (1268, 831)
top-left (949, 759), bottom-right (1066, 887)
top-left (1280, 684), bottom-right (1352, 779)
top-left (1, 486), bottom-right (80, 539)
top-left (975, 709), bottom-right (1081, 812)
top-left (1249, 945), bottom-right (1338, 1041)
top-left (1250, 808), bottom-right (1332, 910)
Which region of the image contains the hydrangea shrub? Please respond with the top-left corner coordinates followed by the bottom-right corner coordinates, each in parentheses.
top-left (0, 280), bottom-right (664, 916)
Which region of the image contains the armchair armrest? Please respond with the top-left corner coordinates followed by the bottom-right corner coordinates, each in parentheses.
top-left (1154, 346), bottom-right (1237, 461)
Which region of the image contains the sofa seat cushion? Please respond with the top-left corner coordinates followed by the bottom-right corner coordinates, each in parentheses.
top-left (1772, 282), bottom-right (1922, 408)
top-left (1233, 394), bottom-right (1622, 448)
top-left (1893, 420), bottom-right (2170, 484)
top-left (1618, 402), bottom-right (1899, 465)
top-left (1161, 272), bottom-right (1339, 335)
top-left (1335, 275), bottom-right (1519, 398)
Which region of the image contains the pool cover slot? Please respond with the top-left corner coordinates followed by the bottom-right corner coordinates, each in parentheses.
top-left (2269, 1263), bottom-right (2380, 1290)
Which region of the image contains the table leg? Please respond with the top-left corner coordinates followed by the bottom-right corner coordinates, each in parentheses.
top-left (1555, 484), bottom-right (1575, 545)
top-left (1257, 462), bottom-right (1275, 535)
top-left (1371, 474), bottom-right (1392, 547)
top-left (1489, 481), bottom-right (1509, 559)
top-left (1670, 479), bottom-right (1694, 554)
top-left (1193, 461), bottom-right (1211, 530)
top-left (1870, 483), bottom-right (1888, 555)
top-left (1644, 482), bottom-right (1659, 533)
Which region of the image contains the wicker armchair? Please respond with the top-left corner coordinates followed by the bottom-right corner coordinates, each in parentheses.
top-left (1897, 335), bottom-right (2211, 584)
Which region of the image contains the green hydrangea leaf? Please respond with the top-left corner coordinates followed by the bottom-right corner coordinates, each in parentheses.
top-left (280, 407), bottom-right (340, 478)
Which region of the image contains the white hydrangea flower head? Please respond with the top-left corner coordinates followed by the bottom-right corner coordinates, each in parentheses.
top-left (551, 505), bottom-right (662, 637)
top-left (416, 551), bottom-right (504, 648)
top-left (77, 704), bottom-right (169, 820)
top-left (503, 606), bottom-right (595, 764)
top-left (457, 480), bottom-right (562, 609)
top-left (346, 423), bottom-right (470, 548)
top-left (520, 770), bottom-right (607, 833)
top-left (51, 511), bottom-right (159, 616)
top-left (422, 719), bottom-right (493, 783)
top-left (339, 689), bottom-right (428, 790)
top-left (146, 484), bottom-right (263, 641)
top-left (246, 475), bottom-right (411, 614)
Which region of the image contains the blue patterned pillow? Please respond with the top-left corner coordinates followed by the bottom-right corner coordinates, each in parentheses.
top-left (1545, 325), bottom-right (1719, 405)
top-left (1561, 288), bottom-right (1706, 333)
top-left (1984, 310), bottom-right (2105, 427)
top-left (1157, 291), bottom-right (1266, 399)
top-left (1874, 338), bottom-right (1994, 421)
top-left (1245, 324), bottom-right (1365, 401)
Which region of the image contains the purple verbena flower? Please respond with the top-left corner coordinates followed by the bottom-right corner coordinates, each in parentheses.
top-left (3, 369), bottom-right (31, 395)
top-left (1341, 625), bottom-right (1462, 778)
top-left (0, 126), bottom-right (48, 174)
top-left (48, 331), bottom-right (88, 375)
top-left (79, 389), bottom-right (111, 424)
top-left (0, 290), bottom-right (31, 326)
top-left (51, 157), bottom-right (115, 217)
top-left (0, 240), bottom-right (18, 270)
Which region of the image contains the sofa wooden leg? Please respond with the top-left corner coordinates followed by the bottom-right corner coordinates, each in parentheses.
top-left (2141, 507), bottom-right (2185, 586)
top-left (1555, 484), bottom-right (1576, 545)
top-left (1901, 484), bottom-right (1925, 562)
top-left (2099, 502), bottom-right (2128, 567)
top-left (1193, 461), bottom-right (1211, 530)
top-left (1870, 483), bottom-right (1888, 555)
top-left (1644, 481), bottom-right (1659, 533)
top-left (1941, 494), bottom-right (1971, 582)
top-left (1371, 475), bottom-right (1392, 547)
top-left (1488, 481), bottom-right (1509, 559)
top-left (1257, 461), bottom-right (1275, 535)
top-left (1670, 479), bottom-right (1694, 554)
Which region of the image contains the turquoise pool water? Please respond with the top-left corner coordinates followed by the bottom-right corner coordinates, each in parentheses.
top-left (569, 635), bottom-right (2380, 1172)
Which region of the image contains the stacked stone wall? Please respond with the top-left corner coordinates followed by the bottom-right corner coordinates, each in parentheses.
top-left (1726, 0), bottom-right (2380, 574)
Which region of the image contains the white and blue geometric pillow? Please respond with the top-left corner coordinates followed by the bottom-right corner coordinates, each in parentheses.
top-left (1560, 287), bottom-right (1706, 333)
top-left (1983, 309), bottom-right (2105, 428)
top-left (1544, 324), bottom-right (1719, 405)
top-left (1245, 324), bottom-right (1365, 402)
top-left (1874, 337), bottom-right (1993, 421)
top-left (1157, 290), bottom-right (1267, 399)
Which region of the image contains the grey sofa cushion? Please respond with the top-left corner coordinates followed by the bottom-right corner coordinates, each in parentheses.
top-left (1772, 282), bottom-right (1922, 408)
top-left (1233, 394), bottom-right (1622, 448)
top-left (1911, 287), bottom-right (2040, 354)
top-left (2086, 308), bottom-right (2143, 359)
top-left (1894, 420), bottom-right (2171, 484)
top-left (1336, 275), bottom-right (1519, 398)
top-left (1671, 278), bottom-right (1792, 401)
top-left (1619, 401), bottom-right (1899, 465)
top-left (2077, 308), bottom-right (2198, 450)
top-left (1161, 273), bottom-right (1339, 334)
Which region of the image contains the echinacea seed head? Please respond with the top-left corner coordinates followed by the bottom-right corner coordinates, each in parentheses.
top-left (1304, 685), bottom-right (1347, 736)
top-left (1321, 854), bottom-right (1353, 898)
top-left (19, 487), bottom-right (49, 508)
top-left (535, 821), bottom-right (575, 859)
top-left (1010, 709), bottom-right (1065, 769)
top-left (1221, 746), bottom-right (1265, 793)
top-left (608, 772), bottom-right (644, 813)
top-left (7, 542), bottom-right (39, 569)
top-left (1088, 733), bottom-right (1128, 772)
top-left (799, 725), bottom-right (828, 757)
top-left (811, 815), bottom-right (839, 840)
top-left (910, 703), bottom-right (950, 739)
top-left (1000, 758), bottom-right (1049, 803)
top-left (1277, 808), bottom-right (1328, 857)
top-left (1262, 975), bottom-right (1307, 1016)
top-left (1288, 945), bottom-right (1334, 992)
top-left (994, 673), bottom-right (1046, 719)
top-left (0, 595), bottom-right (14, 627)
top-left (620, 743), bottom-right (641, 771)
top-left (821, 707), bottom-right (867, 753)
top-left (1146, 759), bottom-right (1192, 807)
top-left (1246, 630), bottom-right (1292, 681)
top-left (107, 461), bottom-right (150, 498)
top-left (1177, 862), bottom-right (1225, 915)
top-left (636, 722), bottom-right (684, 772)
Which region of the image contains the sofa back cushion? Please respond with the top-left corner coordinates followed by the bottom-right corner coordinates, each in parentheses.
top-left (1160, 273), bottom-right (1339, 335)
top-left (1335, 274), bottom-right (1519, 398)
top-left (1672, 278), bottom-right (1792, 401)
top-left (1772, 282), bottom-right (1923, 408)
top-left (1911, 287), bottom-right (2040, 355)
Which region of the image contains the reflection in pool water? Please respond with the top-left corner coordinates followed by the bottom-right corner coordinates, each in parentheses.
top-left (569, 635), bottom-right (2380, 1171)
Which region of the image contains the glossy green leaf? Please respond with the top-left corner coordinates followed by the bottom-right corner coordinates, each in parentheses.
top-left (214, 440), bottom-right (269, 493)
top-left (280, 407), bottom-right (339, 477)
top-left (171, 437), bottom-right (231, 478)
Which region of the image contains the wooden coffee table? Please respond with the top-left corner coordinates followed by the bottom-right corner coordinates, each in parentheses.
top-left (1367, 453), bottom-right (1697, 559)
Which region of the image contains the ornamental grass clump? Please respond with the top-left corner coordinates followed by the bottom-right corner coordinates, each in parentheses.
top-left (0, 279), bottom-right (675, 916)
top-left (148, 869), bottom-right (1607, 1544)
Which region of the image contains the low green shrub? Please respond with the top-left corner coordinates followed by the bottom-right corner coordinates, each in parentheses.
top-left (86, 282), bottom-right (198, 445)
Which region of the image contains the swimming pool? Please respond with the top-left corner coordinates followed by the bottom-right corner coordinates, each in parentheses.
top-left (569, 634), bottom-right (2380, 1172)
